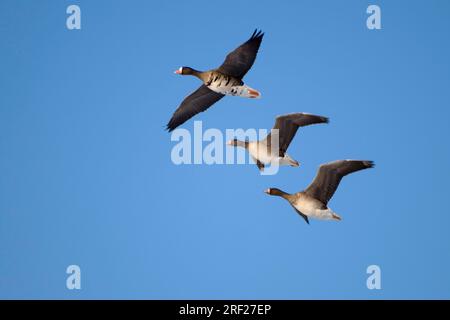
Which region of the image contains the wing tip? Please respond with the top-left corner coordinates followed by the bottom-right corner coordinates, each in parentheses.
top-left (276, 113), bottom-right (330, 125)
top-left (363, 160), bottom-right (375, 169)
top-left (343, 159), bottom-right (375, 169)
top-left (300, 113), bottom-right (329, 124)
top-left (250, 29), bottom-right (264, 40)
top-left (165, 120), bottom-right (177, 132)
top-left (322, 159), bottom-right (375, 168)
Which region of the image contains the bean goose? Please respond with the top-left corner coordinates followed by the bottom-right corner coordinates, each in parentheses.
top-left (166, 29), bottom-right (264, 132)
top-left (227, 113), bottom-right (329, 171)
top-left (265, 160), bottom-right (375, 224)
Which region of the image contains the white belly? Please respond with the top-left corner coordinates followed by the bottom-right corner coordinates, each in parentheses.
top-left (209, 84), bottom-right (246, 96)
top-left (247, 142), bottom-right (274, 164)
top-left (208, 84), bottom-right (261, 98)
top-left (248, 143), bottom-right (297, 168)
top-left (293, 200), bottom-right (335, 220)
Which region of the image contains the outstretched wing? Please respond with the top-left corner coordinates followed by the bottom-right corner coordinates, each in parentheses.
top-left (304, 160), bottom-right (375, 205)
top-left (265, 113), bottom-right (329, 157)
top-left (217, 29), bottom-right (264, 80)
top-left (166, 85), bottom-right (224, 132)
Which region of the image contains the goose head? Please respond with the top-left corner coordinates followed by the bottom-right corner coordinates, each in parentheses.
top-left (264, 188), bottom-right (288, 197)
top-left (226, 139), bottom-right (249, 148)
top-left (226, 139), bottom-right (239, 147)
top-left (174, 66), bottom-right (196, 75)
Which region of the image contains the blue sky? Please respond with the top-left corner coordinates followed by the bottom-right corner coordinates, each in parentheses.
top-left (1, 0), bottom-right (450, 299)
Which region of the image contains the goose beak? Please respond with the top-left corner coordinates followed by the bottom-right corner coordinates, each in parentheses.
top-left (226, 140), bottom-right (232, 146)
top-left (247, 88), bottom-right (261, 99)
top-left (174, 67), bottom-right (182, 75)
top-left (264, 189), bottom-right (270, 194)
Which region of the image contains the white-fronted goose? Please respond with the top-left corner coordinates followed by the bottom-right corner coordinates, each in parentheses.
top-left (227, 113), bottom-right (329, 171)
top-left (265, 160), bottom-right (374, 224)
top-left (166, 30), bottom-right (264, 132)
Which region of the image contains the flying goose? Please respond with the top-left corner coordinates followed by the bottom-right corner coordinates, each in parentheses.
top-left (166, 30), bottom-right (264, 132)
top-left (227, 113), bottom-right (329, 171)
top-left (265, 160), bottom-right (374, 224)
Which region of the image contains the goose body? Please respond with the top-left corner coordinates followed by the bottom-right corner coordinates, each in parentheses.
top-left (228, 113), bottom-right (329, 171)
top-left (247, 142), bottom-right (273, 164)
top-left (247, 141), bottom-right (298, 168)
top-left (167, 30), bottom-right (264, 132)
top-left (177, 68), bottom-right (261, 98)
top-left (265, 160), bottom-right (375, 224)
top-left (291, 193), bottom-right (338, 221)
top-left (211, 82), bottom-right (260, 99)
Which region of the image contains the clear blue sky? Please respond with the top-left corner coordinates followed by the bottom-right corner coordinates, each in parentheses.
top-left (1, 0), bottom-right (450, 299)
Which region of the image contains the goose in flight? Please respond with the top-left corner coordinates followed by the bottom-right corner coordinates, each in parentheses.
top-left (264, 160), bottom-right (374, 224)
top-left (227, 113), bottom-right (329, 171)
top-left (166, 30), bottom-right (264, 132)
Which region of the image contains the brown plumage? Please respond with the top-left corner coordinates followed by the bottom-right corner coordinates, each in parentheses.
top-left (264, 113), bottom-right (330, 157)
top-left (265, 160), bottom-right (375, 224)
top-left (303, 160), bottom-right (375, 206)
top-left (167, 30), bottom-right (264, 132)
top-left (227, 113), bottom-right (329, 172)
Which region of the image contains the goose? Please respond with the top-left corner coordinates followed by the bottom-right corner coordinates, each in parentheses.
top-left (227, 113), bottom-right (329, 171)
top-left (166, 30), bottom-right (264, 132)
top-left (264, 160), bottom-right (374, 224)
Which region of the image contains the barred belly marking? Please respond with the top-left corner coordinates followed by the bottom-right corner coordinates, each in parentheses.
top-left (208, 81), bottom-right (261, 98)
